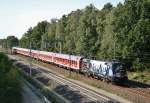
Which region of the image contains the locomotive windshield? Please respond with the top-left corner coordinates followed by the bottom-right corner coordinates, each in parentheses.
top-left (112, 63), bottom-right (127, 77)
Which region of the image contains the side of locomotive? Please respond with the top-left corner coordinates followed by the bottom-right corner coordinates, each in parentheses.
top-left (80, 59), bottom-right (128, 83)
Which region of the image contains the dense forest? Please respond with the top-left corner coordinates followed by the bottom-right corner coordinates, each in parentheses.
top-left (1, 0), bottom-right (150, 71)
top-left (0, 53), bottom-right (21, 103)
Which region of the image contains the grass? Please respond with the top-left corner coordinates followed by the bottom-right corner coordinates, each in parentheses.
top-left (128, 71), bottom-right (150, 84)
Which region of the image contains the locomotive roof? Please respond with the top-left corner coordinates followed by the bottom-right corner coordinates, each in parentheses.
top-left (83, 59), bottom-right (121, 64)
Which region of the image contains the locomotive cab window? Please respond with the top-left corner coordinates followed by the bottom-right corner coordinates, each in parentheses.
top-left (112, 63), bottom-right (127, 77)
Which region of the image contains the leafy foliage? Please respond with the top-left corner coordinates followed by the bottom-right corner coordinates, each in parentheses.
top-left (0, 36), bottom-right (18, 49)
top-left (0, 53), bottom-right (21, 103)
top-left (18, 0), bottom-right (149, 71)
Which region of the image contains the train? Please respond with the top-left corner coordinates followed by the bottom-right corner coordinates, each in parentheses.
top-left (12, 47), bottom-right (128, 84)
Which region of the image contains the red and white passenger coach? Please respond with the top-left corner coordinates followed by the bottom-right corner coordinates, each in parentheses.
top-left (12, 47), bottom-right (83, 70)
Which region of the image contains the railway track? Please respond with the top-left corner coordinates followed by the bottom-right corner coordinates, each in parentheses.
top-left (109, 82), bottom-right (150, 103)
top-left (37, 67), bottom-right (112, 102)
top-left (9, 54), bottom-right (150, 103)
top-left (127, 88), bottom-right (150, 100)
top-left (124, 81), bottom-right (150, 101)
top-left (11, 56), bottom-right (118, 103)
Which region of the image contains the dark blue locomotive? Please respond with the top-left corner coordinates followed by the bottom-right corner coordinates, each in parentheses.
top-left (81, 59), bottom-right (128, 83)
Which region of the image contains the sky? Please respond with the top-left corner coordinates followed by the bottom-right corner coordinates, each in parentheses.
top-left (0, 0), bottom-right (124, 39)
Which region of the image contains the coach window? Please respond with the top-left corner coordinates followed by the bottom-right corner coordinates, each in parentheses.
top-left (46, 55), bottom-right (48, 59)
top-left (70, 60), bottom-right (72, 65)
top-left (72, 61), bottom-right (74, 66)
top-left (62, 58), bottom-right (63, 63)
top-left (64, 59), bottom-right (66, 64)
top-left (73, 61), bottom-right (75, 66)
top-left (64, 59), bottom-right (65, 64)
top-left (75, 62), bottom-right (77, 66)
top-left (70, 60), bottom-right (72, 64)
top-left (56, 57), bottom-right (57, 61)
top-left (66, 59), bottom-right (68, 63)
top-left (74, 61), bottom-right (76, 66)
top-left (60, 58), bottom-right (62, 62)
top-left (61, 58), bottom-right (62, 62)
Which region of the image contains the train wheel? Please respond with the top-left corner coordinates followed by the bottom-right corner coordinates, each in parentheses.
top-left (98, 77), bottom-right (102, 81)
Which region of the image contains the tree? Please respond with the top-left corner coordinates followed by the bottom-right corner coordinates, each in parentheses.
top-left (6, 36), bottom-right (19, 48)
top-left (76, 4), bottom-right (98, 57)
top-left (103, 3), bottom-right (113, 10)
top-left (64, 9), bottom-right (82, 54)
top-left (47, 19), bottom-right (57, 52)
top-left (20, 21), bottom-right (49, 49)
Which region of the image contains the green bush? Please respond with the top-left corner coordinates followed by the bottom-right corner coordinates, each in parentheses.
top-left (0, 53), bottom-right (21, 103)
top-left (132, 58), bottom-right (145, 71)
